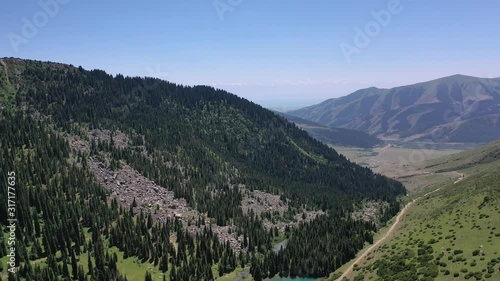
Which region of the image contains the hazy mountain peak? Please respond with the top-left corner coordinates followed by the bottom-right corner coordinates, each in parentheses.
top-left (289, 75), bottom-right (500, 143)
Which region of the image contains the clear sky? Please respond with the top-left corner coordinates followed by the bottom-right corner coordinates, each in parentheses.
top-left (1, 0), bottom-right (499, 108)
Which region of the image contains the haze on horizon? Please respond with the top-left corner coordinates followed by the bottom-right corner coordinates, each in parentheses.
top-left (1, 0), bottom-right (499, 108)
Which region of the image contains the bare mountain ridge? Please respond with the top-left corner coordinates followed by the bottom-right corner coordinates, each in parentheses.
top-left (288, 74), bottom-right (500, 143)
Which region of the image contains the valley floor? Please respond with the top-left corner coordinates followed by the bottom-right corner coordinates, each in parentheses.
top-left (328, 143), bottom-right (500, 281)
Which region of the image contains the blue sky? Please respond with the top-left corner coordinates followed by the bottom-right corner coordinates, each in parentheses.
top-left (1, 0), bottom-right (499, 108)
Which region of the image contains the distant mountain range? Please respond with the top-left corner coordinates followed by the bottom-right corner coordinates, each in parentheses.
top-left (276, 112), bottom-right (383, 148)
top-left (288, 75), bottom-right (500, 143)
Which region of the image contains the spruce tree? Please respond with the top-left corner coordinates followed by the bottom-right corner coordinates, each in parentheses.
top-left (87, 254), bottom-right (93, 276)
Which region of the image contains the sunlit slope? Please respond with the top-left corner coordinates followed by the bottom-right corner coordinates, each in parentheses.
top-left (340, 140), bottom-right (500, 281)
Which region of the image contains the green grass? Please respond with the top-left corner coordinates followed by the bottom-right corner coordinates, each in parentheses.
top-left (0, 59), bottom-right (18, 111)
top-left (289, 138), bottom-right (327, 164)
top-left (420, 140), bottom-right (500, 172)
top-left (1, 231), bottom-right (12, 279)
top-left (344, 151), bottom-right (500, 281)
top-left (215, 266), bottom-right (247, 280)
top-left (1, 226), bottom-right (166, 281)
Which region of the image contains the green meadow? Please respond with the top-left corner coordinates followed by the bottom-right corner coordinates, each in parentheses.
top-left (338, 141), bottom-right (500, 281)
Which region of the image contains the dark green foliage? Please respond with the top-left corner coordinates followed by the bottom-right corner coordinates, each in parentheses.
top-left (367, 242), bottom-right (444, 281)
top-left (0, 58), bottom-right (407, 280)
top-left (1, 58), bottom-right (404, 204)
top-left (0, 113), bottom-right (228, 280)
top-left (277, 112), bottom-right (383, 148)
top-left (254, 215), bottom-right (377, 278)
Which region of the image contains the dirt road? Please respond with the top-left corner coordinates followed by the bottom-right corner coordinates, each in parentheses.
top-left (451, 171), bottom-right (465, 184)
top-left (335, 200), bottom-right (414, 280)
top-left (336, 186), bottom-right (443, 280)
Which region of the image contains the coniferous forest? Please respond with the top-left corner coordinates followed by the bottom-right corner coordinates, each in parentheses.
top-left (0, 58), bottom-right (406, 280)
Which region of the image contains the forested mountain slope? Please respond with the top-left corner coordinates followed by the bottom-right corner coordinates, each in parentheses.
top-left (277, 112), bottom-right (383, 148)
top-left (0, 58), bottom-right (405, 280)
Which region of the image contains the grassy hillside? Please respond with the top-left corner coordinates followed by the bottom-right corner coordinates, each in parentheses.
top-left (421, 140), bottom-right (500, 172)
top-left (338, 141), bottom-right (500, 281)
top-left (0, 59), bottom-right (16, 110)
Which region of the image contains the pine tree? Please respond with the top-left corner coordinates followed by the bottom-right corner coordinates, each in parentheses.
top-left (0, 240), bottom-right (5, 258)
top-left (253, 264), bottom-right (262, 281)
top-left (33, 212), bottom-right (41, 237)
top-left (62, 257), bottom-right (70, 278)
top-left (159, 254), bottom-right (168, 273)
top-left (218, 262), bottom-right (223, 277)
top-left (71, 251), bottom-right (78, 279)
top-left (87, 254), bottom-right (93, 275)
top-left (78, 265), bottom-right (85, 281)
